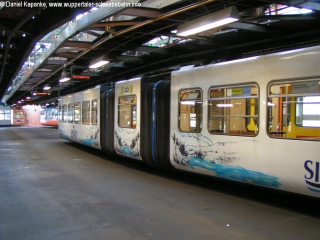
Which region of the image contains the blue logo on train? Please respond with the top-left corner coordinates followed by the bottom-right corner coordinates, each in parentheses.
top-left (304, 160), bottom-right (320, 192)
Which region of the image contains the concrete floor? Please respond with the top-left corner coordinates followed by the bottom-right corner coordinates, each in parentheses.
top-left (1, 127), bottom-right (320, 240)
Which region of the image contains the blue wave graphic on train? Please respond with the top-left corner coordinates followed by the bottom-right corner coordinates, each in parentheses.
top-left (189, 157), bottom-right (281, 188)
top-left (115, 130), bottom-right (140, 158)
top-left (122, 147), bottom-right (131, 155)
top-left (79, 138), bottom-right (99, 147)
top-left (305, 180), bottom-right (320, 193)
top-left (59, 130), bottom-right (98, 147)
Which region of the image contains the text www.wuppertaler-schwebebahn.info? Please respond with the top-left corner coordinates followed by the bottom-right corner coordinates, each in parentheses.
top-left (0, 1), bottom-right (142, 8)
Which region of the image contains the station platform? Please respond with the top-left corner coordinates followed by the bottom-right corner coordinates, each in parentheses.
top-left (1, 126), bottom-right (320, 240)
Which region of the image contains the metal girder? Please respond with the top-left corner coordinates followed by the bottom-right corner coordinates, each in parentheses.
top-left (30, 71), bottom-right (53, 77)
top-left (60, 42), bottom-right (93, 48)
top-left (43, 59), bottom-right (67, 65)
top-left (89, 21), bottom-right (142, 28)
top-left (83, 30), bottom-right (103, 38)
top-left (56, 48), bottom-right (88, 53)
top-left (117, 7), bottom-right (162, 18)
top-left (135, 45), bottom-right (164, 52)
top-left (53, 52), bottom-right (79, 59)
top-left (254, 13), bottom-right (320, 21)
top-left (113, 55), bottom-right (142, 62)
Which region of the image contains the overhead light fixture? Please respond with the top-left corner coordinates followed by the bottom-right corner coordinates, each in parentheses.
top-left (59, 77), bottom-right (70, 83)
top-left (72, 75), bottom-right (90, 80)
top-left (33, 91), bottom-right (50, 96)
top-left (89, 55), bottom-right (109, 69)
top-left (43, 84), bottom-right (51, 90)
top-left (59, 69), bottom-right (70, 83)
top-left (176, 6), bottom-right (240, 37)
top-left (216, 103), bottom-right (233, 108)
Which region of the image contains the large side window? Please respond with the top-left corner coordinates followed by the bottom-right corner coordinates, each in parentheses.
top-left (268, 80), bottom-right (320, 140)
top-left (118, 95), bottom-right (137, 128)
top-left (179, 89), bottom-right (202, 133)
top-left (82, 101), bottom-right (90, 125)
top-left (208, 84), bottom-right (258, 136)
top-left (62, 104), bottom-right (67, 123)
top-left (92, 99), bottom-right (98, 125)
top-left (74, 102), bottom-right (81, 124)
top-left (68, 103), bottom-right (74, 123)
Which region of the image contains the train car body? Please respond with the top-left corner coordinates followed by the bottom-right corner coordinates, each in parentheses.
top-left (12, 109), bottom-right (25, 126)
top-left (58, 46), bottom-right (320, 199)
top-left (40, 106), bottom-right (58, 126)
top-left (59, 87), bottom-right (101, 149)
top-left (170, 46), bottom-right (320, 198)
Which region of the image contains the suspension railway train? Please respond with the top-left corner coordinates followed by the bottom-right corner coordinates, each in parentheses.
top-left (40, 105), bottom-right (58, 126)
top-left (58, 45), bottom-right (320, 198)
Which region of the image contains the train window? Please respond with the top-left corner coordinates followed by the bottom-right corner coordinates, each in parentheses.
top-left (0, 107), bottom-right (4, 120)
top-left (0, 106), bottom-right (10, 121)
top-left (74, 102), bottom-right (81, 124)
top-left (5, 107), bottom-right (10, 120)
top-left (68, 103), bottom-right (74, 123)
top-left (92, 99), bottom-right (98, 125)
top-left (58, 106), bottom-right (62, 122)
top-left (53, 108), bottom-right (58, 120)
top-left (82, 101), bottom-right (90, 125)
top-left (179, 89), bottom-right (203, 133)
top-left (62, 104), bottom-right (67, 123)
top-left (208, 84), bottom-right (258, 136)
top-left (118, 95), bottom-right (137, 128)
top-left (268, 80), bottom-right (320, 140)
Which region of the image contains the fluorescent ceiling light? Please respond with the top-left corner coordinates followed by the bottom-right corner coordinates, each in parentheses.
top-left (216, 104), bottom-right (233, 108)
top-left (59, 77), bottom-right (70, 83)
top-left (43, 85), bottom-right (51, 90)
top-left (89, 60), bottom-right (109, 69)
top-left (89, 55), bottom-right (109, 69)
top-left (181, 101), bottom-right (195, 105)
top-left (59, 69), bottom-right (70, 83)
top-left (177, 6), bottom-right (240, 37)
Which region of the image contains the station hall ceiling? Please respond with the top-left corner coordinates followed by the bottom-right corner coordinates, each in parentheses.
top-left (1, 0), bottom-right (320, 106)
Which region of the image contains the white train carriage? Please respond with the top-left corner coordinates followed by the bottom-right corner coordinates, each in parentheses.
top-left (59, 87), bottom-right (101, 149)
top-left (170, 46), bottom-right (320, 198)
top-left (58, 45), bottom-right (320, 199)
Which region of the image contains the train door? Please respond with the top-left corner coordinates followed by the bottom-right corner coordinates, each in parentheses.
top-left (114, 78), bottom-right (142, 160)
top-left (12, 109), bottom-right (25, 126)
